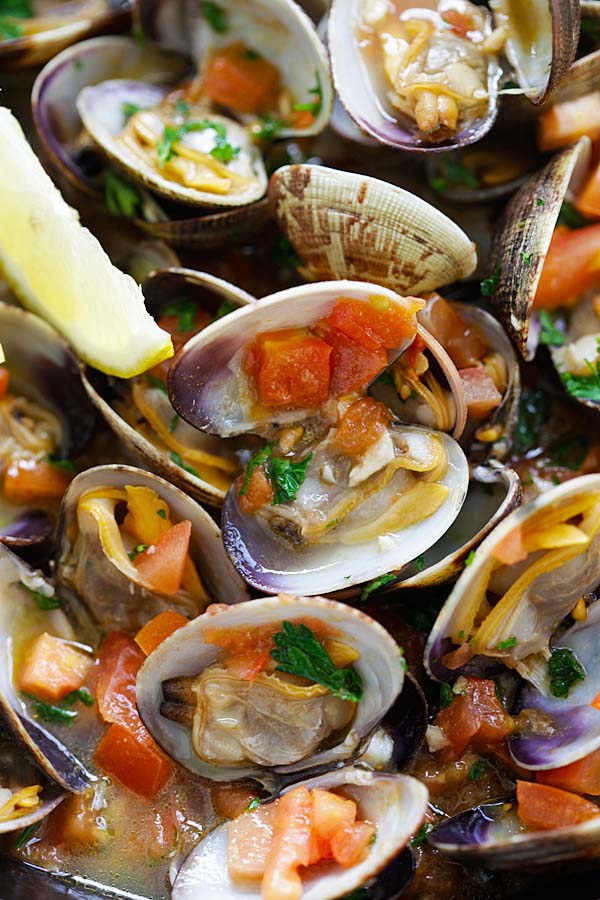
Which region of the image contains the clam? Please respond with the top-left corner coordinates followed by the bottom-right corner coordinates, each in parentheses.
top-left (55, 464), bottom-right (250, 638)
top-left (0, 301), bottom-right (94, 557)
top-left (81, 267), bottom-right (257, 507)
top-left (425, 474), bottom-right (600, 684)
top-left (0, 543), bottom-right (91, 792)
top-left (0, 0), bottom-right (132, 71)
top-left (172, 768), bottom-right (427, 900)
top-left (169, 280), bottom-right (469, 595)
top-left (328, 0), bottom-right (579, 152)
top-left (0, 722), bottom-right (65, 835)
top-left (136, 594), bottom-right (407, 782)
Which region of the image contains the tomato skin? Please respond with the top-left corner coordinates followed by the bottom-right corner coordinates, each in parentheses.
top-left (327, 296), bottom-right (420, 349)
top-left (134, 520), bottom-right (192, 596)
top-left (576, 159), bottom-right (600, 221)
top-left (315, 321), bottom-right (387, 396)
top-left (237, 467), bottom-right (274, 515)
top-left (94, 632), bottom-right (145, 732)
top-left (538, 94), bottom-right (600, 153)
top-left (94, 723), bottom-right (173, 799)
top-left (202, 42), bottom-right (281, 115)
top-left (434, 676), bottom-right (514, 762)
top-left (0, 366), bottom-right (9, 400)
top-left (459, 367), bottom-right (502, 420)
top-left (262, 786), bottom-right (312, 900)
top-left (247, 329), bottom-right (332, 410)
top-left (534, 225), bottom-right (600, 310)
top-left (537, 747), bottom-right (600, 796)
top-left (516, 780), bottom-right (600, 831)
top-left (332, 397), bottom-right (392, 458)
top-left (419, 293), bottom-right (488, 368)
top-left (134, 610), bottom-right (189, 657)
top-left (3, 459), bottom-right (72, 504)
top-left (19, 632), bottom-right (92, 703)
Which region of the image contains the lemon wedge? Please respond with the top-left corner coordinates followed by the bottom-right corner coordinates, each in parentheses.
top-left (0, 108), bottom-right (173, 377)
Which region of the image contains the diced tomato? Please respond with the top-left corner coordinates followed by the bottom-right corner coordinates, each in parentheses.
top-left (246, 329), bottom-right (332, 410)
top-left (327, 296), bottom-right (421, 350)
top-left (94, 632), bottom-right (145, 731)
top-left (330, 820), bottom-right (376, 868)
top-left (204, 623), bottom-right (278, 680)
top-left (146, 806), bottom-right (178, 860)
top-left (576, 159), bottom-right (600, 220)
top-left (537, 747), bottom-right (600, 796)
top-left (418, 293), bottom-right (489, 368)
top-left (459, 367), bottom-right (503, 420)
top-left (287, 107), bottom-right (315, 130)
top-left (516, 780), bottom-right (600, 831)
top-left (3, 459), bottom-right (72, 505)
top-left (262, 786), bottom-right (313, 900)
top-left (0, 366), bottom-right (9, 400)
top-left (434, 676), bottom-right (514, 762)
top-left (538, 93), bottom-right (600, 153)
top-left (315, 320), bottom-right (387, 396)
top-left (212, 784), bottom-right (262, 820)
top-left (134, 520), bottom-right (192, 596)
top-left (311, 788), bottom-right (356, 842)
top-left (237, 467), bottom-right (274, 515)
top-left (94, 723), bottom-right (173, 800)
top-left (45, 791), bottom-right (107, 849)
top-left (332, 397), bottom-right (392, 458)
top-left (492, 526), bottom-right (527, 565)
top-left (202, 42), bottom-right (281, 115)
top-left (228, 803), bottom-right (276, 882)
top-left (534, 224), bottom-right (600, 310)
top-left (134, 610), bottom-right (189, 657)
top-left (19, 632), bottom-right (92, 703)
top-left (441, 7), bottom-right (475, 38)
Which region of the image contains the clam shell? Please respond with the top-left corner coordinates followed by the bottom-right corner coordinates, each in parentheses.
top-left (55, 464), bottom-right (250, 637)
top-left (425, 474), bottom-right (600, 683)
top-left (136, 595), bottom-right (406, 782)
top-left (0, 544), bottom-right (91, 792)
top-left (490, 0), bottom-right (580, 105)
top-left (172, 768), bottom-right (427, 900)
top-left (81, 267), bottom-right (256, 507)
top-left (328, 0), bottom-right (501, 152)
top-left (489, 137), bottom-right (591, 360)
top-left (0, 1), bottom-right (132, 72)
top-left (268, 165), bottom-right (477, 293)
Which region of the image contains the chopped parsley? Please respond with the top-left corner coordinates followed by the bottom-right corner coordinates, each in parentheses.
top-left (169, 413), bottom-right (180, 433)
top-left (170, 452), bottom-right (200, 478)
top-left (128, 543), bottom-right (148, 561)
top-left (536, 198), bottom-right (545, 207)
top-left (145, 373), bottom-right (169, 394)
top-left (24, 695), bottom-right (78, 727)
top-left (560, 342), bottom-right (600, 403)
top-left (156, 120), bottom-right (239, 168)
top-left (581, 17), bottom-right (600, 43)
top-left (213, 299), bottom-right (238, 320)
top-left (439, 682), bottom-right (454, 709)
top-left (293, 71), bottom-right (323, 118)
top-left (47, 453), bottom-right (76, 473)
top-left (239, 445), bottom-right (313, 505)
top-left (480, 265), bottom-right (501, 297)
top-left (359, 573), bottom-right (396, 602)
top-left (157, 508), bottom-right (167, 519)
top-left (497, 636), bottom-right (518, 650)
top-left (548, 647), bottom-right (586, 698)
top-left (522, 251), bottom-right (533, 267)
top-left (548, 434), bottom-right (591, 471)
top-left (201, 0), bottom-right (228, 32)
top-left (20, 582), bottom-right (61, 611)
top-left (513, 387), bottom-right (548, 454)
top-left (410, 821), bottom-right (433, 848)
top-left (13, 823), bottom-right (38, 850)
top-left (464, 549), bottom-right (476, 566)
top-left (104, 169), bottom-right (142, 219)
top-left (122, 101), bottom-right (144, 122)
top-left (245, 797), bottom-right (261, 811)
top-left (271, 621), bottom-right (363, 703)
top-left (175, 98), bottom-right (191, 119)
top-left (468, 759), bottom-right (490, 781)
top-left (430, 157), bottom-right (479, 193)
top-left (0, 18), bottom-right (22, 37)
top-left (415, 553), bottom-right (425, 572)
top-left (254, 113), bottom-right (286, 142)
top-left (163, 299), bottom-right (196, 332)
top-left (132, 24), bottom-right (147, 48)
top-left (539, 309), bottom-right (565, 347)
top-left (240, 444), bottom-right (272, 496)
top-left (62, 687), bottom-right (94, 707)
top-left (557, 201), bottom-right (588, 230)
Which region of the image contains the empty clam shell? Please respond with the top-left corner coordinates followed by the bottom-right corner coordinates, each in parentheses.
top-left (489, 137), bottom-right (592, 360)
top-left (172, 768), bottom-right (427, 900)
top-left (268, 164), bottom-right (477, 293)
top-left (81, 267), bottom-right (256, 507)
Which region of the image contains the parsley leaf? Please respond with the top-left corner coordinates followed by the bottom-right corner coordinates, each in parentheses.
top-left (201, 0), bottom-right (228, 32)
top-left (439, 682), bottom-right (454, 709)
top-left (522, 251), bottom-right (533, 267)
top-left (246, 797), bottom-right (261, 811)
top-left (432, 157), bottom-right (479, 192)
top-left (170, 451), bottom-right (200, 478)
top-left (104, 169), bottom-right (142, 219)
top-left (122, 101), bottom-right (144, 122)
top-left (254, 113), bottom-right (286, 142)
top-left (293, 71), bottom-right (323, 118)
top-left (239, 444), bottom-right (272, 496)
top-left (267, 453), bottom-right (313, 504)
top-left (163, 299), bottom-right (196, 332)
top-left (157, 119), bottom-right (239, 168)
top-left (514, 387), bottom-right (548, 454)
top-left (145, 373), bottom-right (168, 394)
top-left (271, 621), bottom-right (363, 702)
top-left (464, 549), bottom-right (476, 566)
top-left (0, 17), bottom-right (22, 37)
top-left (548, 647), bottom-right (586, 698)
top-left (47, 453), bottom-right (76, 473)
top-left (128, 543), bottom-right (148, 561)
top-left (63, 687), bottom-right (94, 707)
top-left (557, 201), bottom-right (588, 230)
top-left (169, 412), bottom-right (179, 433)
top-left (24, 695), bottom-right (78, 727)
top-left (0, 0), bottom-right (32, 16)
top-left (157, 508), bottom-right (167, 519)
top-left (20, 582), bottom-right (61, 611)
top-left (175, 98), bottom-right (191, 118)
top-left (410, 822), bottom-right (433, 848)
top-left (359, 573), bottom-right (396, 602)
top-left (13, 823), bottom-right (38, 850)
top-left (497, 636), bottom-right (518, 650)
top-left (213, 299), bottom-right (238, 320)
top-left (469, 759), bottom-right (490, 781)
top-left (481, 265), bottom-right (501, 297)
top-left (560, 344), bottom-right (600, 403)
top-left (539, 310), bottom-right (565, 347)
top-left (548, 435), bottom-right (591, 471)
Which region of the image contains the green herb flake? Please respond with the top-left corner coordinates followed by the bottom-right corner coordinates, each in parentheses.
top-left (0, 0), bottom-right (33, 15)
top-left (170, 452), bottom-right (200, 478)
top-left (268, 453), bottom-right (313, 504)
top-left (548, 647), bottom-right (586, 698)
top-left (239, 444), bottom-right (272, 496)
top-left (132, 24), bottom-right (147, 48)
top-left (163, 299), bottom-right (197, 332)
top-left (20, 582), bottom-right (61, 611)
top-left (122, 101), bottom-right (144, 122)
top-left (169, 412), bottom-right (180, 434)
top-left (201, 0), bottom-right (228, 32)
top-left (24, 695), bottom-right (78, 727)
top-left (104, 169), bottom-right (142, 219)
top-left (398, 647), bottom-right (407, 671)
top-left (481, 265), bottom-right (501, 297)
top-left (244, 48), bottom-right (260, 61)
top-left (497, 636), bottom-right (518, 650)
top-left (254, 113), bottom-right (286, 143)
top-left (469, 759), bottom-right (490, 781)
top-left (340, 890), bottom-right (369, 900)
top-left (536, 198), bottom-right (545, 206)
top-left (0, 18), bottom-right (22, 37)
top-left (522, 251), bottom-right (533, 267)
top-left (271, 621), bottom-right (363, 703)
top-left (359, 573), bottom-right (396, 602)
top-left (62, 687), bottom-right (94, 707)
top-left (128, 543), bottom-right (148, 561)
top-left (157, 508), bottom-right (167, 519)
top-left (539, 309), bottom-right (565, 347)
top-left (514, 387), bottom-right (548, 454)
top-left (464, 549), bottom-right (476, 567)
top-left (245, 797), bottom-right (261, 811)
top-left (430, 176), bottom-right (447, 193)
top-left (557, 201), bottom-right (588, 230)
top-left (548, 435), bottom-right (591, 471)
top-left (13, 822), bottom-right (38, 850)
top-left (551, 474), bottom-right (561, 485)
top-left (144, 373), bottom-right (169, 395)
top-left (560, 342), bottom-right (600, 403)
top-left (73, 58), bottom-right (83, 71)
top-left (410, 821), bottom-right (433, 848)
top-left (439, 682), bottom-right (454, 709)
top-left (440, 157), bottom-right (479, 190)
top-left (213, 299), bottom-right (238, 320)
top-left (415, 553), bottom-right (425, 572)
top-left (46, 453), bottom-right (76, 473)
top-left (293, 70), bottom-right (323, 118)
top-left (175, 98), bottom-right (191, 119)
top-left (157, 119), bottom-right (239, 169)
top-left (581, 18), bottom-right (600, 43)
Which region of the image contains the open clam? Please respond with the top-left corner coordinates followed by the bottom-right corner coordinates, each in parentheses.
top-left (0, 0), bottom-right (132, 71)
top-left (169, 280), bottom-right (469, 595)
top-left (55, 464), bottom-right (249, 637)
top-left (0, 723), bottom-right (65, 835)
top-left (172, 767), bottom-right (427, 900)
top-left (136, 595), bottom-right (407, 782)
top-left (81, 267), bottom-right (257, 506)
top-left (328, 0), bottom-right (579, 152)
top-left (0, 301), bottom-right (94, 558)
